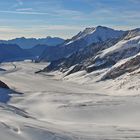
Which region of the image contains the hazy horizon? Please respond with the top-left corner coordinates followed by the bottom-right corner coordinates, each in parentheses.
top-left (0, 0), bottom-right (139, 39)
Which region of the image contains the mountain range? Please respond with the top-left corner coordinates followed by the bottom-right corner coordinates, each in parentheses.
top-left (39, 26), bottom-right (140, 81)
top-left (0, 36), bottom-right (64, 49)
top-left (0, 36), bottom-right (64, 62)
top-left (0, 25), bottom-right (140, 81)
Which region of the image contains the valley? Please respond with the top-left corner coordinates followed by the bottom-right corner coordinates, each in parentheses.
top-left (0, 61), bottom-right (140, 140)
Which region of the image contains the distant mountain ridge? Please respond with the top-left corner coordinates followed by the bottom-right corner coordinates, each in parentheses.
top-left (0, 36), bottom-right (64, 49)
top-left (0, 44), bottom-right (31, 62)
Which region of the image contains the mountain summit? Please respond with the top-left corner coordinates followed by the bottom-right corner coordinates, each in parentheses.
top-left (70, 26), bottom-right (125, 45)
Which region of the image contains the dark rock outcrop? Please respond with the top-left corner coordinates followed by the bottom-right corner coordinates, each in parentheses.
top-left (65, 64), bottom-right (83, 76)
top-left (0, 81), bottom-right (9, 89)
top-left (102, 55), bottom-right (140, 80)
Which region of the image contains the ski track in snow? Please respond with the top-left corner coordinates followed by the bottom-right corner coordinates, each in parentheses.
top-left (0, 61), bottom-right (140, 139)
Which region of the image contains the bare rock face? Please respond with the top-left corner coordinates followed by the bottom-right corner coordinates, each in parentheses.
top-left (102, 55), bottom-right (140, 80)
top-left (124, 28), bottom-right (140, 40)
top-left (64, 64), bottom-right (83, 76)
top-left (0, 81), bottom-right (9, 89)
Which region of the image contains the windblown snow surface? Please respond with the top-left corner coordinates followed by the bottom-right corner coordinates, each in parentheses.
top-left (0, 61), bottom-right (140, 140)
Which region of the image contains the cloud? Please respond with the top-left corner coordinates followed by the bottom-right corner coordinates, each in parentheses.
top-left (0, 24), bottom-right (85, 40)
top-left (0, 10), bottom-right (52, 16)
top-left (52, 9), bottom-right (85, 20)
top-left (0, 8), bottom-right (85, 21)
top-left (33, 25), bottom-right (84, 30)
top-left (16, 8), bottom-right (33, 12)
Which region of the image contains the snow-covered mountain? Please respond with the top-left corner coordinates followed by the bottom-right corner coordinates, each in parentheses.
top-left (0, 36), bottom-right (64, 49)
top-left (65, 26), bottom-right (125, 46)
top-left (42, 27), bottom-right (140, 80)
top-left (96, 29), bottom-right (140, 62)
top-left (43, 38), bottom-right (120, 72)
top-left (39, 26), bottom-right (125, 61)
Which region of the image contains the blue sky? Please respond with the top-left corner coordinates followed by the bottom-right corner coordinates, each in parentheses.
top-left (0, 0), bottom-right (140, 39)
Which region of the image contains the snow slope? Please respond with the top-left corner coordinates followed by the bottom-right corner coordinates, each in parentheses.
top-left (0, 61), bottom-right (140, 139)
top-left (99, 36), bottom-right (140, 59)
